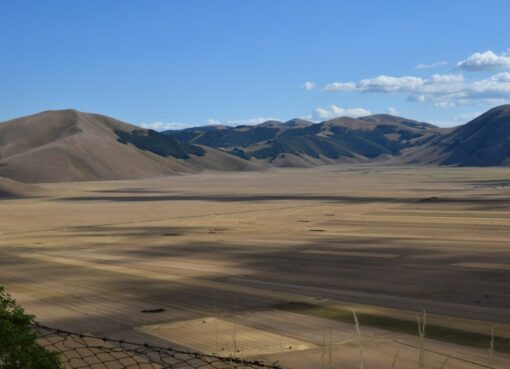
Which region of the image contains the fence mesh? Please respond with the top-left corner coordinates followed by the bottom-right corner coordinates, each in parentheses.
top-left (34, 323), bottom-right (283, 369)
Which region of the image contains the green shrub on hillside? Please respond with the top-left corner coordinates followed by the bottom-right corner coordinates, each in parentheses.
top-left (115, 129), bottom-right (206, 159)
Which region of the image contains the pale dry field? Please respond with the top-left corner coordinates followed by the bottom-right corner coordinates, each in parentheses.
top-left (1, 165), bottom-right (510, 368)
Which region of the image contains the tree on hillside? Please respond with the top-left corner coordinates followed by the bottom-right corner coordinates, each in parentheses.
top-left (0, 286), bottom-right (61, 369)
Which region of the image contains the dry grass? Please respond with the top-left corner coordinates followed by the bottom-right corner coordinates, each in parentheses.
top-left (275, 302), bottom-right (510, 353)
top-left (137, 317), bottom-right (313, 356)
top-left (1, 165), bottom-right (510, 368)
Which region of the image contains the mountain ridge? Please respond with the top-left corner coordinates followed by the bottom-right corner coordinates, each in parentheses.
top-left (1, 105), bottom-right (509, 184)
top-left (0, 110), bottom-right (263, 183)
top-left (164, 112), bottom-right (447, 166)
top-left (398, 105), bottom-right (510, 166)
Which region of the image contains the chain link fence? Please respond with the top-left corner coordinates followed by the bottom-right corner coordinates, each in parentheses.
top-left (34, 323), bottom-right (283, 369)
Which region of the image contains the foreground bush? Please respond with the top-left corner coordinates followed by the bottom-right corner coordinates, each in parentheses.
top-left (0, 286), bottom-right (61, 369)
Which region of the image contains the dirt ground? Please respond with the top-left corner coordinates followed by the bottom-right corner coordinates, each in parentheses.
top-left (1, 165), bottom-right (510, 368)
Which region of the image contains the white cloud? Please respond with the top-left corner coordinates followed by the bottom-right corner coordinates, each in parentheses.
top-left (428, 74), bottom-right (464, 83)
top-left (321, 72), bottom-right (510, 107)
top-left (322, 82), bottom-right (356, 91)
top-left (142, 116), bottom-right (281, 131)
top-left (226, 117), bottom-right (279, 125)
top-left (457, 50), bottom-right (510, 71)
top-left (386, 107), bottom-right (398, 115)
top-left (353, 74), bottom-right (464, 94)
top-left (415, 61), bottom-right (448, 69)
top-left (302, 81), bottom-right (316, 90)
top-left (312, 105), bottom-right (371, 120)
top-left (434, 101), bottom-right (454, 108)
top-left (141, 121), bottom-right (196, 131)
top-left (207, 118), bottom-right (222, 125)
top-left (357, 75), bottom-right (425, 93)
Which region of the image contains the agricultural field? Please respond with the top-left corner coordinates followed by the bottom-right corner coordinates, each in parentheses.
top-left (1, 165), bottom-right (510, 368)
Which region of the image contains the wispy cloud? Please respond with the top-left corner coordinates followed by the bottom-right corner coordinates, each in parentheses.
top-left (204, 117), bottom-right (280, 126)
top-left (301, 81), bottom-right (316, 90)
top-left (311, 105), bottom-right (371, 120)
top-left (457, 50), bottom-right (510, 71)
top-left (312, 49), bottom-right (510, 107)
top-left (141, 121), bottom-right (196, 131)
top-left (321, 72), bottom-right (510, 107)
top-left (207, 118), bottom-right (223, 125)
top-left (225, 117), bottom-right (280, 125)
top-left (386, 107), bottom-right (398, 115)
top-left (142, 116), bottom-right (281, 131)
top-left (415, 61), bottom-right (448, 69)
top-left (322, 82), bottom-right (356, 91)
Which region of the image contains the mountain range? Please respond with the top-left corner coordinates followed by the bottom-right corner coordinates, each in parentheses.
top-left (0, 105), bottom-right (509, 189)
top-left (165, 114), bottom-right (448, 167)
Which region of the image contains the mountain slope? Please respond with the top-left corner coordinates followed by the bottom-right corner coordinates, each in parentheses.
top-left (0, 110), bottom-right (262, 183)
top-left (165, 115), bottom-right (444, 166)
top-left (359, 114), bottom-right (439, 130)
top-left (400, 105), bottom-right (510, 166)
top-left (2, 106), bottom-right (509, 185)
top-left (0, 177), bottom-right (40, 198)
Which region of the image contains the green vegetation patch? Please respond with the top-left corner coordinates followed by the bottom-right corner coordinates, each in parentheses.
top-left (276, 301), bottom-right (510, 353)
top-left (251, 136), bottom-right (354, 160)
top-left (115, 129), bottom-right (205, 159)
top-left (0, 286), bottom-right (62, 369)
top-left (200, 126), bottom-right (280, 148)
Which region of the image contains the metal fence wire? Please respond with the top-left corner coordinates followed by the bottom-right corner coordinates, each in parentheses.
top-left (34, 323), bottom-right (283, 369)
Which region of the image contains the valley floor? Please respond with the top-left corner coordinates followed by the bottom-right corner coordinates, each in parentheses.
top-left (1, 165), bottom-right (510, 368)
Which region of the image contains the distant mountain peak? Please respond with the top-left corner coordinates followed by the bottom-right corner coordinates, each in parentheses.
top-left (360, 113), bottom-right (439, 130)
top-left (474, 104), bottom-right (510, 120)
top-left (256, 120), bottom-right (284, 128)
top-left (283, 118), bottom-right (314, 127)
top-left (399, 104), bottom-right (510, 167)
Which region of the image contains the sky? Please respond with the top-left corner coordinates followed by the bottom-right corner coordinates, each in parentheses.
top-left (1, 0), bottom-right (510, 129)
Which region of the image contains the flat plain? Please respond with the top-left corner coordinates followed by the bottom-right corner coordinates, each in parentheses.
top-left (1, 165), bottom-right (510, 368)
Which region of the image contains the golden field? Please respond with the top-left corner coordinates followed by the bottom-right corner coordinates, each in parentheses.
top-left (1, 165), bottom-right (510, 368)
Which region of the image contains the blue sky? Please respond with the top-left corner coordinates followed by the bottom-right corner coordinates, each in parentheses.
top-left (1, 0), bottom-right (510, 129)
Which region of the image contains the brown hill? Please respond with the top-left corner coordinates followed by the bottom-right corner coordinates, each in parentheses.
top-left (400, 105), bottom-right (510, 166)
top-left (3, 106), bottom-right (509, 185)
top-left (0, 110), bottom-right (262, 183)
top-left (0, 177), bottom-right (40, 198)
top-left (165, 114), bottom-right (443, 166)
